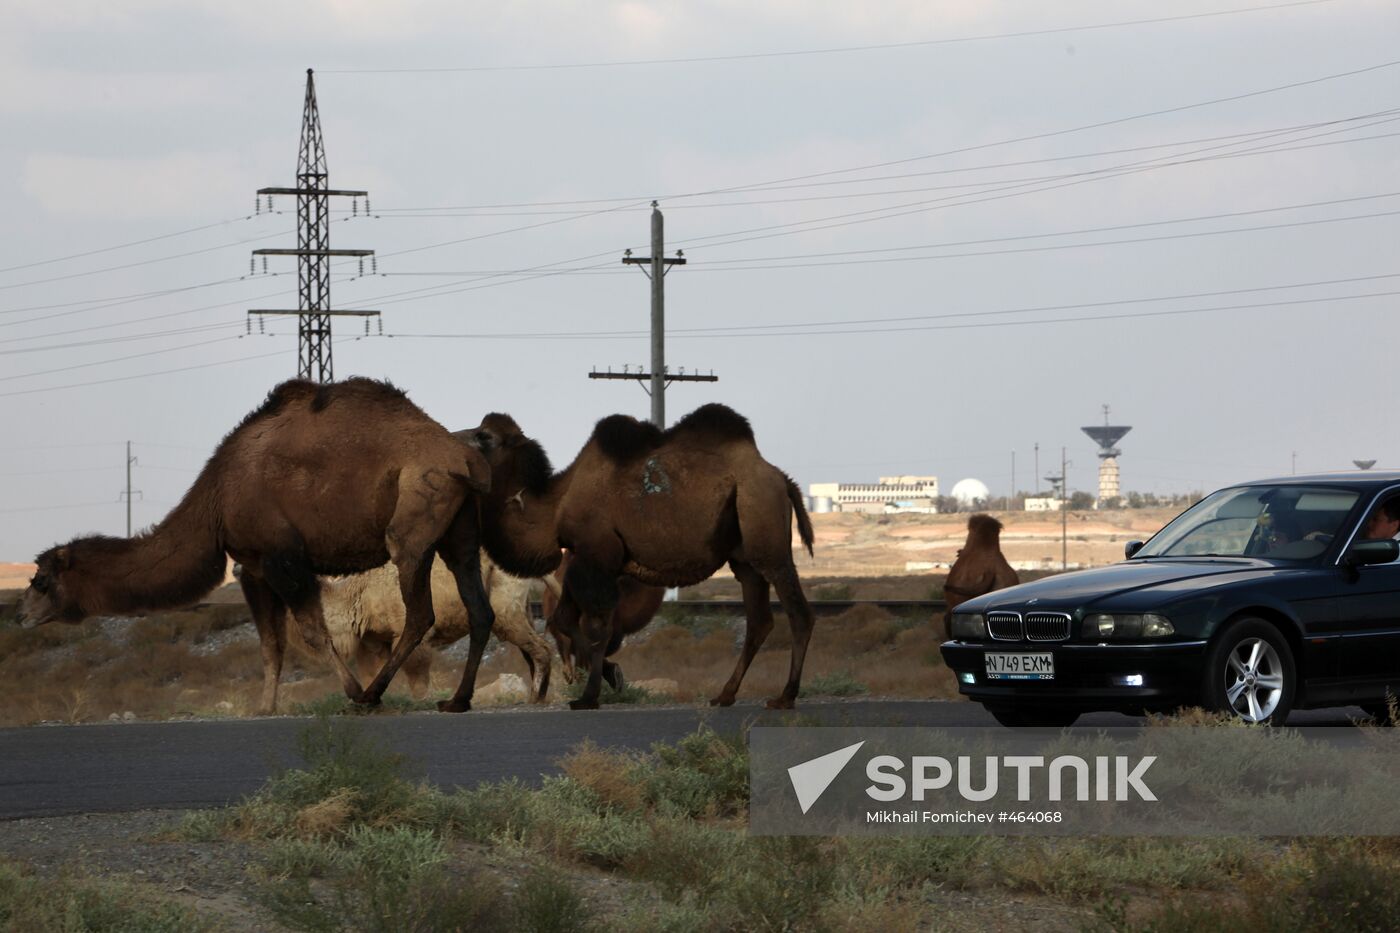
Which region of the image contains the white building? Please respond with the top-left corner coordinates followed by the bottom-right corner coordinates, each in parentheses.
top-left (1024, 496), bottom-right (1064, 512)
top-left (808, 476), bottom-right (939, 514)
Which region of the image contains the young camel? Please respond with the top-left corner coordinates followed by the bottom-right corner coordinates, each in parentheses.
top-left (318, 553), bottom-right (560, 702)
top-left (939, 513), bottom-right (1021, 639)
top-left (541, 551), bottom-right (666, 688)
top-left (17, 378), bottom-right (496, 714)
top-left (455, 403), bottom-right (816, 711)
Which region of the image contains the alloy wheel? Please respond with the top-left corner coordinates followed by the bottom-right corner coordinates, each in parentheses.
top-left (1224, 636), bottom-right (1284, 722)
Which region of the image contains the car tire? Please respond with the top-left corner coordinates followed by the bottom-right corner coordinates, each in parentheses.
top-left (1202, 617), bottom-right (1295, 725)
top-left (985, 705), bottom-right (1080, 728)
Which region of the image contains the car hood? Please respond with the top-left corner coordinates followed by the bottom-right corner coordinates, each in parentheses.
top-left (958, 558), bottom-right (1295, 613)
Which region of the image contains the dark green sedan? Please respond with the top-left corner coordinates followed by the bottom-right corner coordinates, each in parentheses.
top-left (941, 473), bottom-right (1400, 726)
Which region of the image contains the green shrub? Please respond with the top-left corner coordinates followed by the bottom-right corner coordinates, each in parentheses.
top-left (513, 866), bottom-right (597, 933)
top-left (800, 670), bottom-right (870, 697)
top-left (812, 583), bottom-right (853, 601)
top-left (0, 861), bottom-right (211, 932)
top-left (257, 825), bottom-right (507, 933)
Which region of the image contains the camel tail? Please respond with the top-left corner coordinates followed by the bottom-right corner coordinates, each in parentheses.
top-left (784, 474), bottom-right (815, 558)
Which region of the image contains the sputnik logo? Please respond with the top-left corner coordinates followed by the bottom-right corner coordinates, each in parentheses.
top-left (787, 741), bottom-right (865, 814)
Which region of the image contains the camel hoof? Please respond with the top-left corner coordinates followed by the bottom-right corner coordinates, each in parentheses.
top-left (709, 695), bottom-right (736, 707)
top-left (351, 693), bottom-right (381, 708)
top-left (765, 696), bottom-right (795, 710)
top-left (569, 698), bottom-right (600, 711)
top-left (437, 699), bottom-right (471, 713)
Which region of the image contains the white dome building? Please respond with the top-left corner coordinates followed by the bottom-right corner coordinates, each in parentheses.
top-left (950, 478), bottom-right (990, 510)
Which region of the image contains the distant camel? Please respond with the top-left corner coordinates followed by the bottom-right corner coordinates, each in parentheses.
top-left (17, 378), bottom-right (495, 714)
top-left (939, 513), bottom-right (1020, 638)
top-left (541, 551), bottom-right (666, 689)
top-left (455, 404), bottom-right (815, 711)
top-left (319, 553), bottom-right (559, 702)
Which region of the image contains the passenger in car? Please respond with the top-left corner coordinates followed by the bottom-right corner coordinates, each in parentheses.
top-left (1362, 498), bottom-right (1400, 541)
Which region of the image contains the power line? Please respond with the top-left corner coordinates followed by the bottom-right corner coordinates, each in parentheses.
top-left (0, 215), bottom-right (257, 277)
top-left (370, 110), bottom-right (1400, 214)
top-left (379, 285), bottom-right (1400, 341)
top-left (322, 1), bottom-right (1336, 73)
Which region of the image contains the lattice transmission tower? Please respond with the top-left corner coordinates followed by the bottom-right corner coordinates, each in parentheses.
top-left (248, 69), bottom-right (377, 383)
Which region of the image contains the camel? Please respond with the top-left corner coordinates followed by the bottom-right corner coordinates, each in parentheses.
top-left (17, 378), bottom-right (496, 714)
top-left (939, 513), bottom-right (1020, 638)
top-left (541, 551), bottom-right (666, 688)
top-left (454, 403), bottom-right (816, 711)
top-left (319, 553), bottom-right (560, 702)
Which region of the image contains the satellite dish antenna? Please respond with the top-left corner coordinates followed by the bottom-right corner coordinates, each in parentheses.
top-left (1354, 459), bottom-right (1377, 471)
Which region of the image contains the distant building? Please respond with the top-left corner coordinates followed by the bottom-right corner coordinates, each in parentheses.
top-left (808, 476), bottom-right (939, 514)
top-left (1024, 497), bottom-right (1064, 512)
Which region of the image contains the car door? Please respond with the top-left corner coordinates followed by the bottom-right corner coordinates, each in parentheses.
top-left (1332, 531), bottom-right (1400, 690)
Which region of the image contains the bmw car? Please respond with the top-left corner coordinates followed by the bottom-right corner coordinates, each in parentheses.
top-left (940, 473), bottom-right (1400, 726)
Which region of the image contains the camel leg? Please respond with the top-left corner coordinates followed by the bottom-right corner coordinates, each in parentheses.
top-left (262, 552), bottom-right (365, 703)
top-left (239, 573), bottom-right (288, 715)
top-left (711, 559), bottom-right (775, 707)
top-left (547, 595), bottom-right (582, 685)
top-left (602, 628), bottom-right (626, 691)
top-left (563, 558), bottom-right (619, 711)
top-left (358, 555), bottom-right (435, 706)
top-left (437, 522), bottom-right (497, 713)
top-left (403, 648), bottom-right (432, 700)
top-left (764, 563), bottom-right (815, 710)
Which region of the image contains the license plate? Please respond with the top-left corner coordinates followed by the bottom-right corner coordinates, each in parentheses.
top-left (985, 652), bottom-right (1055, 681)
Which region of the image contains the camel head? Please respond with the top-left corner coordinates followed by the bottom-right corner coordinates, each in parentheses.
top-left (455, 414), bottom-right (554, 501)
top-left (17, 545), bottom-right (86, 628)
top-left (965, 513), bottom-right (1003, 549)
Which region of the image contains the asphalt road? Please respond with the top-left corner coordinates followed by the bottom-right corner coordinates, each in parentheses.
top-left (0, 700), bottom-right (1371, 820)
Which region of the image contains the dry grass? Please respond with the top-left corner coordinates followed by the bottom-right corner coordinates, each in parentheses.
top-left (0, 576), bottom-right (957, 724)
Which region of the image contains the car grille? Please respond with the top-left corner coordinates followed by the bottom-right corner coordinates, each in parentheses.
top-left (1024, 612), bottom-right (1072, 642)
top-left (986, 612), bottom-right (1023, 641)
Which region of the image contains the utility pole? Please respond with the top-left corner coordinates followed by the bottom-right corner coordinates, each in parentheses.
top-left (1010, 450), bottom-right (1016, 511)
top-left (1034, 443), bottom-right (1040, 496)
top-left (119, 442), bottom-right (142, 538)
top-left (591, 202), bottom-right (714, 427)
top-left (1061, 446), bottom-right (1069, 571)
top-left (249, 69), bottom-right (378, 383)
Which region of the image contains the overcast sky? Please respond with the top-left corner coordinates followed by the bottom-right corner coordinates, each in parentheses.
top-left (1, 0), bottom-right (1398, 559)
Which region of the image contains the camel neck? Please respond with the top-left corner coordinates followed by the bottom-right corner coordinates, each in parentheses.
top-left (483, 465), bottom-right (573, 578)
top-left (71, 484), bottom-right (227, 617)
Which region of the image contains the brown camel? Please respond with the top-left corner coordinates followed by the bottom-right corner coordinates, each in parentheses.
top-left (541, 551), bottom-right (666, 689)
top-left (939, 513), bottom-right (1020, 638)
top-left (319, 553), bottom-right (560, 702)
top-left (17, 378), bottom-right (496, 714)
top-left (454, 403), bottom-right (816, 711)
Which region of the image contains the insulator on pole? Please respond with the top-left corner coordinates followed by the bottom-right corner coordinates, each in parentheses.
top-left (365, 197), bottom-right (371, 213)
top-left (377, 317), bottom-right (383, 335)
top-left (266, 194), bottom-right (274, 212)
top-left (245, 317), bottom-right (251, 335)
top-left (262, 255), bottom-right (268, 274)
top-left (259, 317), bottom-right (266, 335)
top-left (371, 255), bottom-right (378, 274)
top-left (255, 196), bottom-right (261, 216)
top-left (249, 256), bottom-right (255, 274)
top-left (364, 318), bottom-right (370, 335)
top-left (351, 198), bottom-right (358, 217)
top-left (358, 257), bottom-right (364, 276)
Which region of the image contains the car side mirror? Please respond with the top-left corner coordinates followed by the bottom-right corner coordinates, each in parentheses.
top-left (1125, 540), bottom-right (1145, 559)
top-left (1346, 539), bottom-right (1399, 567)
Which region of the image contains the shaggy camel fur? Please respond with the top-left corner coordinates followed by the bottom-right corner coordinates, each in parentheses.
top-left (939, 513), bottom-right (1020, 638)
top-left (541, 551), bottom-right (666, 688)
top-left (456, 403), bottom-right (816, 711)
top-left (319, 553), bottom-right (559, 702)
top-left (18, 378), bottom-right (496, 714)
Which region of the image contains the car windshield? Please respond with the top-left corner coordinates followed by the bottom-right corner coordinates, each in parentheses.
top-left (1133, 485), bottom-right (1360, 560)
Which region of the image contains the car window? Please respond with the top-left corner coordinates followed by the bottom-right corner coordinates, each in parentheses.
top-left (1136, 485), bottom-right (1360, 559)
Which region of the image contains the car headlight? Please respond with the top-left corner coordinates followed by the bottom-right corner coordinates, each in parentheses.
top-left (1084, 613), bottom-right (1174, 639)
top-left (950, 613), bottom-right (986, 639)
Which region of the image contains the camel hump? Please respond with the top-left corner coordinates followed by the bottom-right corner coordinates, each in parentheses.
top-left (670, 403), bottom-right (755, 444)
top-left (592, 414), bottom-right (664, 463)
